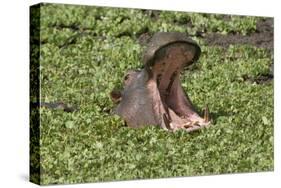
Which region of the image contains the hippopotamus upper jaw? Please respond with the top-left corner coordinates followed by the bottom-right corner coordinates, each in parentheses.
top-left (111, 32), bottom-right (211, 132)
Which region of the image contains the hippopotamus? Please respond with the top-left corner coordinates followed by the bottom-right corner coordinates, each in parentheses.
top-left (110, 32), bottom-right (211, 132)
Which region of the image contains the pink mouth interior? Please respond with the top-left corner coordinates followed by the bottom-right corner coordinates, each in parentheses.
top-left (151, 43), bottom-right (209, 130)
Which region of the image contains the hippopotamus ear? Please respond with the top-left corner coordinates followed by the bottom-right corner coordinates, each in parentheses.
top-left (110, 89), bottom-right (122, 103)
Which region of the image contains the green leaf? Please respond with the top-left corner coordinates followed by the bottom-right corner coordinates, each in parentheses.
top-left (65, 121), bottom-right (75, 129)
top-left (262, 116), bottom-right (269, 125)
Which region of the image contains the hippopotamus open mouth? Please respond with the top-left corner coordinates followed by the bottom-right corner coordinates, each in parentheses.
top-left (110, 32), bottom-right (211, 132)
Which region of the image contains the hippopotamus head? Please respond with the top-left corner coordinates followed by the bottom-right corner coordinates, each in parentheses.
top-left (110, 32), bottom-right (210, 132)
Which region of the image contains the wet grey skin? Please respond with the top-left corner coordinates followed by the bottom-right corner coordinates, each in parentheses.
top-left (110, 32), bottom-right (211, 132)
